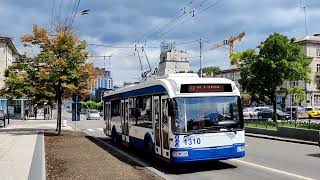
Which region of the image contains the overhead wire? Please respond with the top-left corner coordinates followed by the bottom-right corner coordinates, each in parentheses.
top-left (57, 0), bottom-right (64, 23)
top-left (134, 0), bottom-right (196, 44)
top-left (145, 0), bottom-right (210, 43)
top-left (87, 43), bottom-right (158, 49)
top-left (149, 0), bottom-right (225, 42)
top-left (69, 0), bottom-right (80, 29)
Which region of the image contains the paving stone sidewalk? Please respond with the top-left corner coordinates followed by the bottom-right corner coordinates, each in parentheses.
top-left (0, 120), bottom-right (71, 180)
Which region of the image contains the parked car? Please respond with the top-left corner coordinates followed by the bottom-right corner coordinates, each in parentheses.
top-left (284, 106), bottom-right (308, 119)
top-left (243, 107), bottom-right (253, 119)
top-left (99, 111), bottom-right (104, 116)
top-left (249, 107), bottom-right (271, 119)
top-left (257, 108), bottom-right (290, 120)
top-left (257, 108), bottom-right (273, 119)
top-left (86, 110), bottom-right (100, 120)
top-left (276, 109), bottom-right (290, 120)
top-left (302, 106), bottom-right (320, 118)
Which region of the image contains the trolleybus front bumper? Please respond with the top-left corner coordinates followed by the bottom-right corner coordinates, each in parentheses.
top-left (170, 143), bottom-right (245, 163)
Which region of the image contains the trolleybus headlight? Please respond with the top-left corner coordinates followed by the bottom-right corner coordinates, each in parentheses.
top-left (172, 151), bottom-right (189, 157)
top-left (237, 146), bottom-right (245, 152)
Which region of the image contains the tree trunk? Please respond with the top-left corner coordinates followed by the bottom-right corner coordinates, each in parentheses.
top-left (56, 106), bottom-right (58, 131)
top-left (272, 95), bottom-right (277, 122)
top-left (57, 96), bottom-right (62, 135)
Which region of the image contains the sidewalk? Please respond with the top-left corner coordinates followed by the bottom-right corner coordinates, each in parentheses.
top-left (0, 120), bottom-right (71, 180)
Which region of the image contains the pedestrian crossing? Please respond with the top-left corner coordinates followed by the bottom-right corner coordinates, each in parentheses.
top-left (83, 128), bottom-right (106, 138)
top-left (86, 128), bottom-right (103, 132)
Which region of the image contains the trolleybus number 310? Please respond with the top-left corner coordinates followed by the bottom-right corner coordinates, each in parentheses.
top-left (184, 137), bottom-right (201, 145)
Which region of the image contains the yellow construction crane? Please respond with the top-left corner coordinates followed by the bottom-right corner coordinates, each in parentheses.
top-left (210, 32), bottom-right (245, 60)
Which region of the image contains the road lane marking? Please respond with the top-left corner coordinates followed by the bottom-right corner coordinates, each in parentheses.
top-left (97, 128), bottom-right (103, 131)
top-left (87, 129), bottom-right (94, 132)
top-left (231, 159), bottom-right (315, 180)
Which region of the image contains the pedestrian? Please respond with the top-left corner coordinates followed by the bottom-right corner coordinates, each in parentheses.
top-left (34, 107), bottom-right (37, 120)
top-left (44, 108), bottom-right (47, 120)
top-left (24, 108), bottom-right (29, 120)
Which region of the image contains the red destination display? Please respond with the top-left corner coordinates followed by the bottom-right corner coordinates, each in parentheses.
top-left (180, 84), bottom-right (232, 93)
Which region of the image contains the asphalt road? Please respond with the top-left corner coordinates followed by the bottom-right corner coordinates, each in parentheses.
top-left (62, 110), bottom-right (320, 180)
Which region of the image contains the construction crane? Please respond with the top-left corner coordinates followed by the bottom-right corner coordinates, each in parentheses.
top-left (210, 32), bottom-right (245, 61)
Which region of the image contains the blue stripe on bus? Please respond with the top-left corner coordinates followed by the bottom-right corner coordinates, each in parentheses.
top-left (170, 143), bottom-right (245, 163)
top-left (111, 132), bottom-right (245, 163)
top-left (129, 136), bottom-right (145, 150)
top-left (103, 85), bottom-right (167, 101)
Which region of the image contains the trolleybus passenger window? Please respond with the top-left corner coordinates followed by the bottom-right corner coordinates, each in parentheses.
top-left (154, 97), bottom-right (160, 147)
top-left (134, 96), bottom-right (152, 128)
top-left (129, 98), bottom-right (136, 122)
top-left (162, 99), bottom-right (169, 149)
top-left (111, 100), bottom-right (121, 122)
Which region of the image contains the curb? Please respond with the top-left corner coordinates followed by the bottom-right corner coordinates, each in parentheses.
top-left (84, 131), bottom-right (173, 180)
top-left (42, 131), bottom-right (46, 180)
top-left (28, 131), bottom-right (46, 180)
top-left (246, 133), bottom-right (318, 146)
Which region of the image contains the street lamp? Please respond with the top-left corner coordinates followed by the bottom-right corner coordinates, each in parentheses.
top-left (80, 9), bottom-right (90, 15)
top-left (69, 9), bottom-right (90, 31)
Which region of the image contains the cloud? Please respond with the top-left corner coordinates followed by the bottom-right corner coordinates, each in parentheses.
top-left (1, 0), bottom-right (320, 85)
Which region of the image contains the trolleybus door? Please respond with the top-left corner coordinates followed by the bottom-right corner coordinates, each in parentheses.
top-left (161, 95), bottom-right (170, 159)
top-left (121, 99), bottom-right (130, 143)
top-left (105, 102), bottom-right (111, 135)
top-left (153, 96), bottom-right (162, 156)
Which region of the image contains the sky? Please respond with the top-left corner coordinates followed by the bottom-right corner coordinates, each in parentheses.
top-left (0, 0), bottom-right (320, 86)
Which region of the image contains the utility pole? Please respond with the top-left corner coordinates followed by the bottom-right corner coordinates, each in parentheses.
top-left (199, 38), bottom-right (203, 77)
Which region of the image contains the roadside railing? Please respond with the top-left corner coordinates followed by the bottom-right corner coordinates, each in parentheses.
top-left (245, 118), bottom-right (320, 130)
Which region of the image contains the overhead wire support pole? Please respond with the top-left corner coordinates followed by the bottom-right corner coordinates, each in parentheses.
top-left (303, 6), bottom-right (308, 36)
top-left (300, 0), bottom-right (308, 36)
top-left (200, 38), bottom-right (203, 77)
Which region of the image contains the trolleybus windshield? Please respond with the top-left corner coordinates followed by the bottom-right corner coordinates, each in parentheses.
top-left (172, 96), bottom-right (243, 133)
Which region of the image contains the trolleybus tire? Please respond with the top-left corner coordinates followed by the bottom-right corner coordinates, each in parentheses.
top-left (111, 129), bottom-right (118, 144)
top-left (144, 139), bottom-right (154, 159)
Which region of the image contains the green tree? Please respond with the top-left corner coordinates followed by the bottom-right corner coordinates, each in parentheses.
top-left (80, 101), bottom-right (88, 109)
top-left (97, 101), bottom-right (103, 111)
top-left (1, 25), bottom-right (98, 134)
top-left (86, 100), bottom-right (97, 109)
top-left (198, 66), bottom-right (221, 77)
top-left (232, 33), bottom-right (310, 121)
top-left (289, 86), bottom-right (306, 106)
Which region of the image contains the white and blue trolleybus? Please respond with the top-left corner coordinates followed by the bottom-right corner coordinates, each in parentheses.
top-left (103, 73), bottom-right (245, 163)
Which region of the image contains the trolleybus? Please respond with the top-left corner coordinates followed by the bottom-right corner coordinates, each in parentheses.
top-left (103, 73), bottom-right (245, 163)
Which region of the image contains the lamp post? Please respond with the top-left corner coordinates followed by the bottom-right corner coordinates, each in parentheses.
top-left (69, 9), bottom-right (90, 30)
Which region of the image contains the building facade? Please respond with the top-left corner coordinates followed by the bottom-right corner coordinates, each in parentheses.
top-left (157, 42), bottom-right (190, 76)
top-left (0, 37), bottom-right (31, 119)
top-left (0, 37), bottom-right (19, 88)
top-left (212, 34), bottom-right (320, 107)
top-left (94, 69), bottom-right (113, 99)
top-left (96, 69), bottom-right (113, 90)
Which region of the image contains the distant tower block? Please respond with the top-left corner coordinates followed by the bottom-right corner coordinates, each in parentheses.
top-left (157, 42), bottom-right (190, 76)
